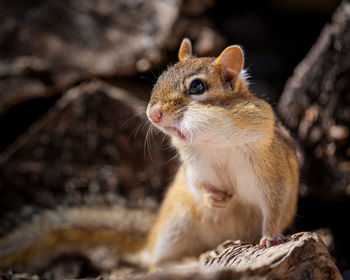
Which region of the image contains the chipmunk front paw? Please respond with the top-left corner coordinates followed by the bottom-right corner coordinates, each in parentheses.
top-left (202, 185), bottom-right (232, 209)
top-left (259, 234), bottom-right (288, 248)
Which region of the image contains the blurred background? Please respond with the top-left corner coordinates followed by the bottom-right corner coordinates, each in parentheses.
top-left (0, 0), bottom-right (349, 279)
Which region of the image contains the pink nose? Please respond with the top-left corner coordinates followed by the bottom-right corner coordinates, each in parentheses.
top-left (149, 108), bottom-right (163, 123)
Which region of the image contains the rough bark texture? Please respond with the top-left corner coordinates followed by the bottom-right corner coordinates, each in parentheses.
top-left (278, 1), bottom-right (350, 196)
top-left (0, 80), bottom-right (177, 235)
top-left (0, 0), bottom-right (225, 117)
top-left (199, 232), bottom-right (342, 280)
top-left (0, 0), bottom-right (180, 115)
top-left (104, 232), bottom-right (340, 280)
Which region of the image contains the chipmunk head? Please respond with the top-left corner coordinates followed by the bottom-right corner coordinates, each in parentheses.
top-left (146, 38), bottom-right (260, 146)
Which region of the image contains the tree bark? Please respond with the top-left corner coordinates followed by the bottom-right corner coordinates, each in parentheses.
top-left (133, 232), bottom-right (342, 280)
top-left (277, 0), bottom-right (350, 196)
top-left (199, 232), bottom-right (342, 280)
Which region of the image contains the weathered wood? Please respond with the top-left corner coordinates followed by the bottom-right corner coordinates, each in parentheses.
top-left (0, 80), bottom-right (177, 235)
top-left (200, 232), bottom-right (342, 279)
top-left (133, 232), bottom-right (342, 280)
top-left (0, 0), bottom-right (225, 117)
top-left (277, 0), bottom-right (350, 196)
top-left (0, 0), bottom-right (182, 115)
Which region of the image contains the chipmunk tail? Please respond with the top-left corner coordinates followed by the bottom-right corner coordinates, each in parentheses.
top-left (0, 206), bottom-right (155, 273)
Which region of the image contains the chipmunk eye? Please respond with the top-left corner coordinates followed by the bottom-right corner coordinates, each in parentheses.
top-left (188, 79), bottom-right (206, 95)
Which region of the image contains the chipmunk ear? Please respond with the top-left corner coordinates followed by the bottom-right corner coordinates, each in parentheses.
top-left (178, 38), bottom-right (193, 61)
top-left (214, 46), bottom-right (244, 88)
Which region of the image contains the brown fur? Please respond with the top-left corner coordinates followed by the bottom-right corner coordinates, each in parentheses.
top-left (0, 40), bottom-right (299, 273)
top-left (144, 39), bottom-right (299, 268)
top-left (0, 207), bottom-right (155, 272)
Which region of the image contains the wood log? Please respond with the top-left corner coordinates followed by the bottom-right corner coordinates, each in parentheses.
top-left (0, 80), bottom-right (177, 228)
top-left (135, 232), bottom-right (342, 280)
top-left (0, 0), bottom-right (181, 116)
top-left (277, 0), bottom-right (350, 196)
top-left (0, 0), bottom-right (225, 117)
top-left (200, 232), bottom-right (342, 279)
top-left (0, 80), bottom-right (175, 275)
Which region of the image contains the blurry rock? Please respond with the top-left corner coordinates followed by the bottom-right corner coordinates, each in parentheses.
top-left (0, 0), bottom-right (182, 76)
top-left (278, 1), bottom-right (350, 196)
top-left (315, 228), bottom-right (335, 253)
top-left (181, 0), bottom-right (214, 16)
top-left (0, 271), bottom-right (41, 280)
top-left (0, 0), bottom-right (183, 115)
top-left (194, 27), bottom-right (227, 57)
top-left (165, 18), bottom-right (226, 58)
top-left (0, 76), bottom-right (60, 117)
top-left (0, 80), bottom-right (177, 234)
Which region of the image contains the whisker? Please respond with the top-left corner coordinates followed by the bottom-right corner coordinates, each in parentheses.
top-left (163, 143), bottom-right (175, 151)
top-left (144, 125), bottom-right (153, 162)
top-left (120, 109), bottom-right (147, 130)
top-left (131, 118), bottom-right (148, 140)
top-left (149, 124), bottom-right (157, 146)
top-left (161, 133), bottom-right (168, 143)
top-left (164, 153), bottom-right (180, 166)
top-left (147, 125), bottom-right (158, 162)
top-left (136, 119), bottom-right (148, 136)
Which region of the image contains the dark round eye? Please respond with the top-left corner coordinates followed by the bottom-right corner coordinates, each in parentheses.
top-left (188, 79), bottom-right (206, 95)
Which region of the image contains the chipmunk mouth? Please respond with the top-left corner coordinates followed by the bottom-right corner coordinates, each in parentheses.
top-left (164, 126), bottom-right (186, 141)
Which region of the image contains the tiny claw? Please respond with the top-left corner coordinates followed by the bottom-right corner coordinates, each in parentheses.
top-left (259, 234), bottom-right (288, 248)
top-left (202, 185), bottom-right (232, 209)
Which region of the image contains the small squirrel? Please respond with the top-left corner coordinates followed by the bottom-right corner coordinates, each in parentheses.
top-left (0, 39), bottom-right (299, 274)
top-left (141, 38), bottom-right (299, 268)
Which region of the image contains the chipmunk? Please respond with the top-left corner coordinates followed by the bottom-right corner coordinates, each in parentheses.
top-left (0, 39), bottom-right (299, 274)
top-left (141, 38), bottom-right (299, 269)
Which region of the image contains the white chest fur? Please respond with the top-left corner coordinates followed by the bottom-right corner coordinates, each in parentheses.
top-left (183, 145), bottom-right (263, 206)
top-left (181, 145), bottom-right (266, 245)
